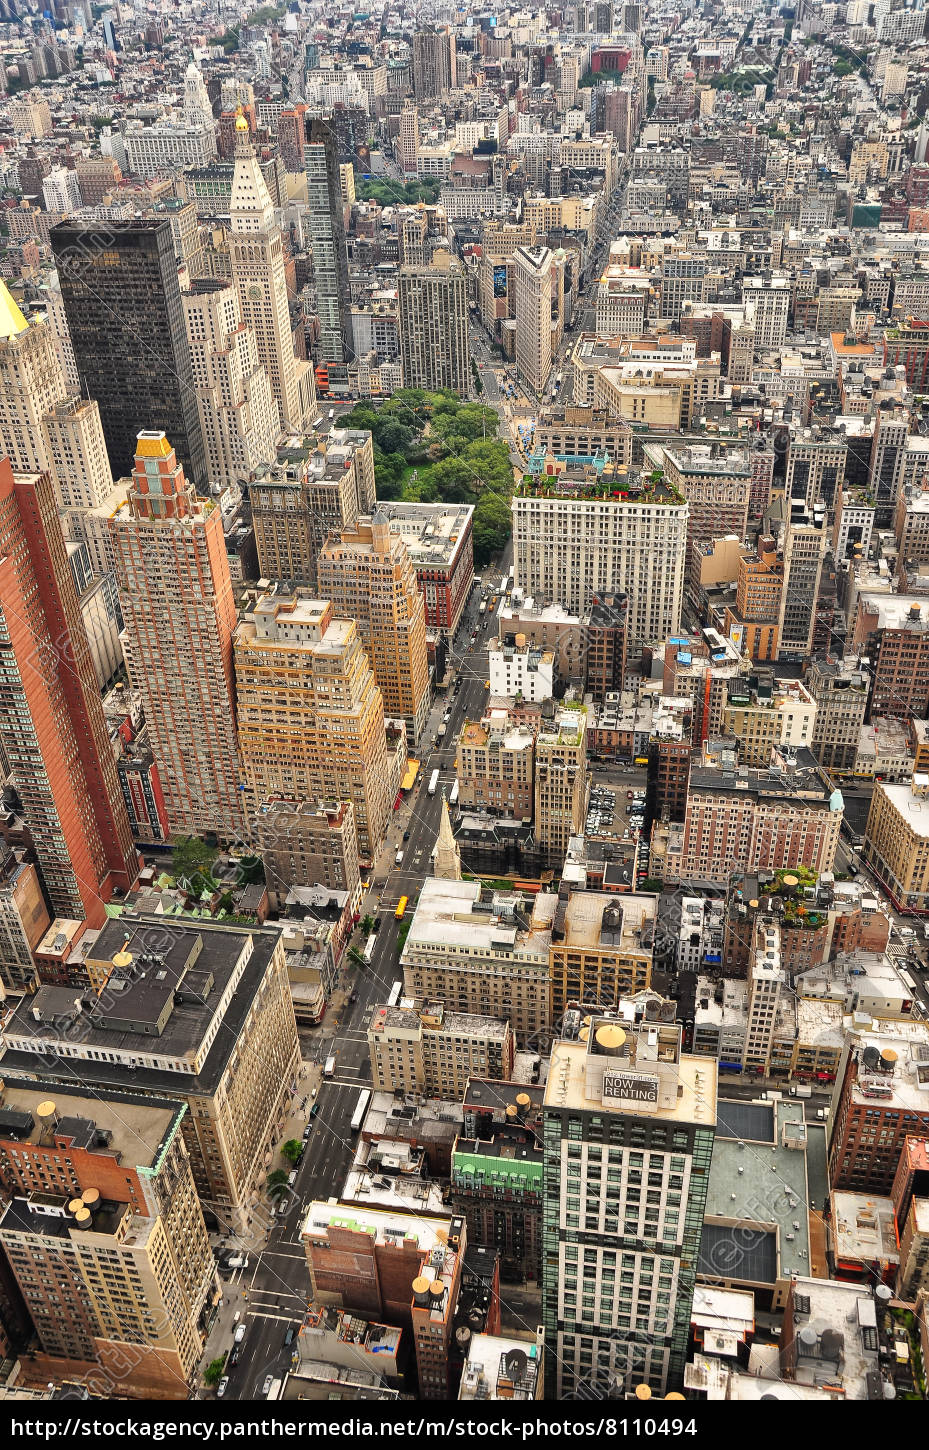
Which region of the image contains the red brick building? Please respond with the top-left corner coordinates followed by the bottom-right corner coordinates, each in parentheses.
top-left (829, 1034), bottom-right (929, 1194)
top-left (0, 461), bottom-right (137, 926)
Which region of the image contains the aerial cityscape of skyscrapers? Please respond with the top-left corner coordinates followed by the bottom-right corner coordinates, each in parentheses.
top-left (1, 0), bottom-right (929, 1419)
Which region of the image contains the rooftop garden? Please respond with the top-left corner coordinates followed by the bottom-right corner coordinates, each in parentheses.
top-left (516, 466), bottom-right (685, 506)
top-left (770, 866), bottom-right (825, 928)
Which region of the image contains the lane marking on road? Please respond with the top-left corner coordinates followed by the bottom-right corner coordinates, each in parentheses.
top-left (241, 1309), bottom-right (300, 1324)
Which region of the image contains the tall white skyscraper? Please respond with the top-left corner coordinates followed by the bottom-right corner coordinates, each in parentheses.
top-left (183, 59), bottom-right (214, 130)
top-left (182, 278), bottom-right (280, 489)
top-left (0, 279), bottom-right (113, 535)
top-left (229, 112), bottom-right (315, 432)
top-left (513, 245), bottom-right (555, 398)
top-left (542, 1005), bottom-right (717, 1396)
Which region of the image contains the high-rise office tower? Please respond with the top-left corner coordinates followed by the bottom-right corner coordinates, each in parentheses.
top-left (50, 218), bottom-right (206, 487)
top-left (777, 518), bottom-right (827, 661)
top-left (316, 513), bottom-right (431, 745)
top-left (741, 274), bottom-right (790, 350)
top-left (182, 279), bottom-right (280, 489)
top-left (512, 475), bottom-right (688, 647)
top-left (398, 102), bottom-right (420, 176)
top-left (0, 280), bottom-right (113, 536)
top-left (0, 280), bottom-right (68, 469)
top-left (412, 28), bottom-right (456, 102)
top-left (0, 458), bottom-right (137, 924)
top-left (234, 591), bottom-right (391, 860)
top-left (869, 409), bottom-right (909, 529)
top-left (229, 113), bottom-right (315, 431)
top-left (513, 245), bottom-right (555, 398)
top-left (304, 117), bottom-right (352, 365)
top-left (399, 252), bottom-right (470, 396)
top-left (110, 432), bottom-right (247, 840)
top-left (534, 705), bottom-right (589, 867)
top-left (250, 426), bottom-right (374, 584)
top-left (542, 1008), bottom-right (717, 1396)
top-left (42, 269), bottom-right (79, 391)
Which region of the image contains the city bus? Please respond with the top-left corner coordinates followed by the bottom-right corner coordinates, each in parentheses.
top-left (387, 980), bottom-right (403, 1006)
top-left (350, 1089), bottom-right (372, 1133)
top-left (395, 896), bottom-right (409, 920)
top-left (363, 934), bottom-right (376, 965)
top-left (449, 780), bottom-right (460, 806)
top-left (428, 769), bottom-right (440, 796)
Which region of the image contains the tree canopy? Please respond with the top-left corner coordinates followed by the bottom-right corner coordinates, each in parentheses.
top-left (342, 391), bottom-right (515, 563)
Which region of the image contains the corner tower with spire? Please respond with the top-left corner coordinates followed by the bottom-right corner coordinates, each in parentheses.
top-left (229, 108), bottom-right (314, 433)
top-left (432, 793), bottom-right (462, 881)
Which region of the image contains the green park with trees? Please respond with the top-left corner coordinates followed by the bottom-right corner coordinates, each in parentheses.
top-left (339, 389), bottom-right (516, 565)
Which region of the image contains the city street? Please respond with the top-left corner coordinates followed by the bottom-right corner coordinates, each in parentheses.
top-left (204, 563), bottom-right (502, 1400)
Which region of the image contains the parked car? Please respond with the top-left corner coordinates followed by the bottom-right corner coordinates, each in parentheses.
top-left (302, 1124), bottom-right (312, 1140)
top-left (284, 1327), bottom-right (295, 1347)
top-left (217, 1377), bottom-right (229, 1398)
top-left (403, 829), bottom-right (410, 840)
top-left (234, 1323), bottom-right (247, 1344)
top-left (263, 1375), bottom-right (274, 1395)
top-left (349, 992), bottom-right (358, 1004)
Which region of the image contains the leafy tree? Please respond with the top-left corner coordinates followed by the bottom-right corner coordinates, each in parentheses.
top-left (372, 446), bottom-right (407, 497)
top-left (472, 491), bottom-right (512, 566)
top-left (404, 475), bottom-right (442, 502)
top-left (171, 836), bottom-right (217, 889)
top-left (281, 1139), bottom-right (303, 1165)
top-left (267, 1168), bottom-right (290, 1201)
top-left (464, 440), bottom-right (515, 495)
top-left (430, 456), bottom-right (477, 503)
top-left (235, 855), bottom-right (264, 884)
top-left (436, 403), bottom-right (498, 444)
top-left (361, 914), bottom-right (375, 935)
top-left (834, 59), bottom-right (853, 77)
top-left (374, 419), bottom-right (414, 454)
top-left (204, 1357), bottom-right (226, 1387)
top-left (341, 405), bottom-right (379, 432)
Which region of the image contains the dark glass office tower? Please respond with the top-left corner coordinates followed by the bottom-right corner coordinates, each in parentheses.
top-left (304, 118), bottom-right (352, 365)
top-left (50, 218), bottom-right (206, 487)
